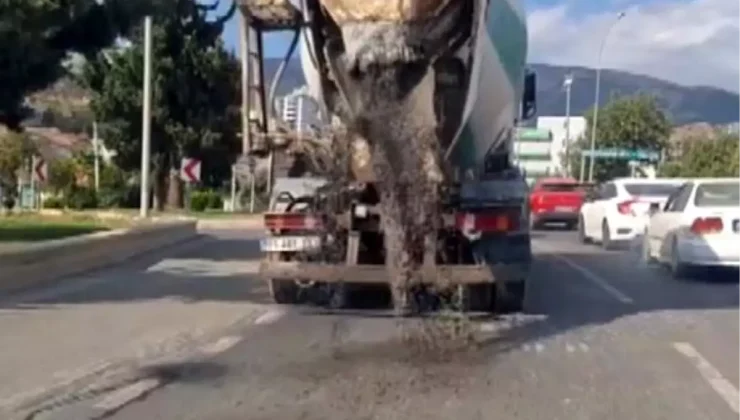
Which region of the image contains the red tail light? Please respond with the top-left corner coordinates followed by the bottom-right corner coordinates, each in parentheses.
top-left (617, 200), bottom-right (636, 215)
top-left (456, 212), bottom-right (519, 233)
top-left (690, 217), bottom-right (723, 235)
top-left (264, 213), bottom-right (321, 231)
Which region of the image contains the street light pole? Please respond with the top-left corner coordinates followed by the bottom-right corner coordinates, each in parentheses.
top-left (586, 11), bottom-right (625, 182)
top-left (563, 73), bottom-right (573, 177)
top-left (139, 15), bottom-right (153, 218)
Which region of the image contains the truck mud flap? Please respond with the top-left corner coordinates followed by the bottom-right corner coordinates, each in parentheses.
top-left (258, 261), bottom-right (525, 285)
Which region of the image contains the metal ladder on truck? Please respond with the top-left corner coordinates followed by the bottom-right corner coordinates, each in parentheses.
top-left (236, 0), bottom-right (312, 200)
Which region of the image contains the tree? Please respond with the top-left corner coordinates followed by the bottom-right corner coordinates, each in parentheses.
top-left (0, 0), bottom-right (152, 130)
top-left (568, 94), bottom-right (672, 182)
top-left (0, 130), bottom-right (36, 208)
top-left (658, 130), bottom-right (739, 177)
top-left (80, 0), bottom-right (240, 210)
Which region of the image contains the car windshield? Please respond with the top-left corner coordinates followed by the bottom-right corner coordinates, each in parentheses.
top-left (624, 183), bottom-right (681, 197)
top-left (538, 183), bottom-right (583, 192)
top-left (694, 182), bottom-right (740, 207)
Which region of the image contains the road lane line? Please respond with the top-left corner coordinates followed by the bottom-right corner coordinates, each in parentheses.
top-left (199, 336), bottom-right (242, 356)
top-left (673, 342), bottom-right (739, 414)
top-left (93, 378), bottom-right (161, 411)
top-left (550, 254), bottom-right (634, 304)
top-left (254, 307), bottom-right (287, 325)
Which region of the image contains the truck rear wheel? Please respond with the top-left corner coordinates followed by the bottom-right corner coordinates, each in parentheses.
top-left (493, 279), bottom-right (526, 314)
top-left (268, 278), bottom-right (299, 304)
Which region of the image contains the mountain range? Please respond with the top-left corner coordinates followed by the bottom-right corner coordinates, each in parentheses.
top-left (263, 58), bottom-right (739, 126)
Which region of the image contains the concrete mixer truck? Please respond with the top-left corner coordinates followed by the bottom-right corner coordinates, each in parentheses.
top-left (242, 0), bottom-right (538, 314)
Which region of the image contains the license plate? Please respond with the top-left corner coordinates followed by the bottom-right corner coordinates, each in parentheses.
top-left (260, 236), bottom-right (321, 252)
top-left (555, 206), bottom-right (575, 212)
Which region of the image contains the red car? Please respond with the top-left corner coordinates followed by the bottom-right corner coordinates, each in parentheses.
top-left (529, 178), bottom-right (590, 230)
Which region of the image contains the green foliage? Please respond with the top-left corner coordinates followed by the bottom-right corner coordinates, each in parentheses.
top-left (189, 190), bottom-right (222, 212)
top-left (658, 131), bottom-right (739, 178)
top-left (0, 0), bottom-right (152, 130)
top-left (0, 131), bottom-right (36, 198)
top-left (43, 196), bottom-right (65, 209)
top-left (48, 158), bottom-right (79, 195)
top-left (569, 94), bottom-right (672, 182)
top-left (80, 0), bottom-right (240, 208)
top-left (65, 185), bottom-right (98, 210)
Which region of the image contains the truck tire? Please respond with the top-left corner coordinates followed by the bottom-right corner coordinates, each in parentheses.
top-left (268, 278), bottom-right (299, 304)
top-left (493, 279), bottom-right (526, 314)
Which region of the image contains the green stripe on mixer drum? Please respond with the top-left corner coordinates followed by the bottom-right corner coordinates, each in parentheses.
top-left (486, 0), bottom-right (528, 93)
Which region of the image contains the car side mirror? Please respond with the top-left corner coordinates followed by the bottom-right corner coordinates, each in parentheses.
top-left (520, 70), bottom-right (537, 121)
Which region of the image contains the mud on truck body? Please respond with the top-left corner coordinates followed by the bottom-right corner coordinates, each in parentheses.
top-left (239, 0), bottom-right (538, 314)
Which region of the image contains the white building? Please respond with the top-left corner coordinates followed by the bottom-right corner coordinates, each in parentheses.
top-left (514, 116), bottom-right (587, 183)
top-left (276, 86), bottom-right (322, 133)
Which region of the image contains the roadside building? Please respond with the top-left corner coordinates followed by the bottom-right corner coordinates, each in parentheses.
top-left (514, 127), bottom-right (552, 184)
top-left (514, 116), bottom-right (587, 184)
top-left (536, 116), bottom-right (586, 176)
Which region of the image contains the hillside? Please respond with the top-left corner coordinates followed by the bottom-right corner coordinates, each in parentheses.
top-left (29, 59), bottom-right (739, 127)
top-left (263, 59), bottom-right (739, 126)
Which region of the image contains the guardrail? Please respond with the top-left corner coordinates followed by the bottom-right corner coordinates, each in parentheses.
top-left (0, 220), bottom-right (198, 295)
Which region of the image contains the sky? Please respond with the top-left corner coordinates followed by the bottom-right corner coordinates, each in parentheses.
top-left (213, 0), bottom-right (739, 92)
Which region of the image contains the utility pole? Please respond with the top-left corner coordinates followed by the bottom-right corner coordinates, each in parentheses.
top-left (563, 73), bottom-right (573, 177)
top-left (93, 121), bottom-right (100, 193)
top-left (239, 9), bottom-right (257, 213)
top-left (139, 15), bottom-right (153, 218)
top-left (239, 10), bottom-right (251, 156)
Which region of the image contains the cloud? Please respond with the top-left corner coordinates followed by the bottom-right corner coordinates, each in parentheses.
top-left (526, 0), bottom-right (739, 92)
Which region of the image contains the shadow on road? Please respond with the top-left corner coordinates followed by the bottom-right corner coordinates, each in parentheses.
top-left (2, 230), bottom-right (737, 366)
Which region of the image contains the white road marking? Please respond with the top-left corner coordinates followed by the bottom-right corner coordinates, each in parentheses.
top-left (198, 336), bottom-right (242, 356)
top-left (479, 322), bottom-right (497, 333)
top-left (93, 378), bottom-right (161, 411)
top-left (566, 343), bottom-right (575, 353)
top-left (578, 342), bottom-right (590, 352)
top-left (534, 343), bottom-right (544, 353)
top-left (673, 342), bottom-right (739, 414)
top-left (146, 259), bottom-right (260, 277)
top-left (550, 254), bottom-right (634, 304)
top-left (254, 307), bottom-right (287, 325)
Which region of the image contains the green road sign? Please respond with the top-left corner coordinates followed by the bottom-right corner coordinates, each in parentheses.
top-left (581, 148), bottom-right (660, 161)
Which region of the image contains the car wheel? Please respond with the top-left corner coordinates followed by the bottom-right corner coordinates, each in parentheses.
top-left (601, 221), bottom-right (615, 250)
top-left (578, 216), bottom-right (590, 243)
top-left (268, 278), bottom-right (299, 304)
top-left (669, 239), bottom-right (691, 279)
top-left (641, 232), bottom-right (656, 265)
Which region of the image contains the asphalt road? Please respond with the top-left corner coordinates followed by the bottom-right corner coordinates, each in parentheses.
top-left (1, 227), bottom-right (738, 420)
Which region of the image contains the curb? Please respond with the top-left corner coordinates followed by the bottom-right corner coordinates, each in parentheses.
top-left (0, 220), bottom-right (198, 295)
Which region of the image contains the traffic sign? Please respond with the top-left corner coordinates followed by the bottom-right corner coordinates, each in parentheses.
top-left (581, 148), bottom-right (660, 161)
top-left (180, 157), bottom-right (201, 183)
top-left (33, 157), bottom-right (47, 183)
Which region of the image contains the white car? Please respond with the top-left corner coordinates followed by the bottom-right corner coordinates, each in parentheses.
top-left (642, 178), bottom-right (740, 278)
top-left (578, 178), bottom-right (686, 249)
